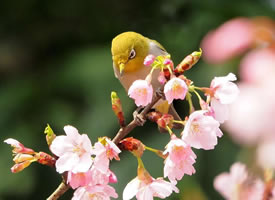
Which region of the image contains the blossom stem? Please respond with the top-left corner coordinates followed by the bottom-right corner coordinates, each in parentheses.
top-left (173, 120), bottom-right (186, 125)
top-left (194, 86), bottom-right (203, 91)
top-left (145, 146), bottom-right (166, 159)
top-left (192, 89), bottom-right (202, 102)
top-left (186, 93), bottom-right (194, 114)
top-left (166, 126), bottom-right (173, 136)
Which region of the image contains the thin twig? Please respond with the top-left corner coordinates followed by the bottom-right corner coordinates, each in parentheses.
top-left (47, 87), bottom-right (163, 200)
top-left (47, 181), bottom-right (70, 200)
top-left (112, 87), bottom-right (163, 144)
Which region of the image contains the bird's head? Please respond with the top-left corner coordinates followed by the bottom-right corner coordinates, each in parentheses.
top-left (111, 32), bottom-right (149, 75)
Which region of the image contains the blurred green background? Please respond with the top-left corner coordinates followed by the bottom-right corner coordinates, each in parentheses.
top-left (0, 0), bottom-right (274, 199)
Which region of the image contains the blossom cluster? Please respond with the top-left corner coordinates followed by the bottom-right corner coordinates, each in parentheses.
top-left (4, 51), bottom-right (240, 200)
top-left (50, 125), bottom-right (121, 199)
top-left (122, 53), bottom-right (239, 199)
top-left (214, 162), bottom-right (275, 200)
top-left (201, 16), bottom-right (275, 171)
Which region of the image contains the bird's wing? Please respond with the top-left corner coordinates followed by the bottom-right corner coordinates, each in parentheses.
top-left (148, 40), bottom-right (168, 56)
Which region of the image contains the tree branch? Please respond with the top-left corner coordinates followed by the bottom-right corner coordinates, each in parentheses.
top-left (46, 87), bottom-right (163, 200)
top-left (112, 87), bottom-right (163, 144)
top-left (47, 181), bottom-right (70, 200)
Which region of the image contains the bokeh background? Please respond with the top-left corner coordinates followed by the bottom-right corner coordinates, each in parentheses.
top-left (1, 0), bottom-right (274, 199)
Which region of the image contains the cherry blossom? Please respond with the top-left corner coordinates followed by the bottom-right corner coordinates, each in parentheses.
top-left (164, 77), bottom-right (188, 104)
top-left (4, 138), bottom-right (35, 154)
top-left (163, 134), bottom-right (196, 184)
top-left (72, 184), bottom-right (118, 200)
top-left (123, 177), bottom-right (178, 200)
top-left (67, 171), bottom-right (93, 189)
top-left (92, 138), bottom-right (121, 175)
top-left (257, 140), bottom-right (275, 169)
top-left (201, 17), bottom-right (253, 64)
top-left (128, 80), bottom-right (153, 107)
top-left (214, 162), bottom-right (264, 200)
top-left (50, 125), bottom-right (93, 173)
top-left (210, 73), bottom-right (239, 105)
top-left (210, 73), bottom-right (239, 123)
top-left (182, 110), bottom-right (223, 150)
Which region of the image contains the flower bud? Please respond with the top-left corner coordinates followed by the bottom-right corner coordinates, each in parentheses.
top-left (157, 114), bottom-right (174, 130)
top-left (11, 160), bottom-right (32, 173)
top-left (118, 137), bottom-right (145, 158)
top-left (174, 49), bottom-right (202, 76)
top-left (36, 152), bottom-right (56, 167)
top-left (111, 91), bottom-right (125, 127)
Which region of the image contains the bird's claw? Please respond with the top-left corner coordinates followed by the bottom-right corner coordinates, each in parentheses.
top-left (133, 107), bottom-right (146, 126)
top-left (156, 88), bottom-right (166, 100)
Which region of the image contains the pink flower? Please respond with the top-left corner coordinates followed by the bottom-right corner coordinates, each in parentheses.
top-left (108, 170), bottom-right (118, 183)
top-left (163, 134), bottom-right (196, 184)
top-left (67, 171), bottom-right (92, 189)
top-left (92, 142), bottom-right (110, 174)
top-left (163, 58), bottom-right (174, 69)
top-left (4, 138), bottom-right (35, 154)
top-left (257, 140), bottom-right (275, 169)
top-left (128, 80), bottom-right (153, 107)
top-left (158, 71), bottom-right (167, 84)
top-left (182, 110), bottom-right (223, 150)
top-left (123, 177), bottom-right (179, 200)
top-left (104, 137), bottom-right (121, 161)
top-left (92, 138), bottom-right (120, 175)
top-left (144, 55), bottom-right (156, 66)
top-left (164, 77), bottom-right (188, 104)
top-left (210, 73), bottom-right (239, 123)
top-left (210, 73), bottom-right (239, 105)
top-left (224, 83), bottom-right (275, 145)
top-left (50, 125), bottom-right (93, 173)
top-left (201, 17), bottom-right (253, 64)
top-left (214, 162), bottom-right (264, 200)
top-left (240, 48), bottom-right (275, 85)
top-left (72, 184), bottom-right (118, 200)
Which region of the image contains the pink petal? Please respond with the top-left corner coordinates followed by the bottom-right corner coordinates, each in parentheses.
top-left (164, 78), bottom-right (188, 104)
top-left (55, 152), bottom-right (79, 173)
top-left (150, 179), bottom-right (179, 198)
top-left (201, 17), bottom-right (253, 64)
top-left (128, 80), bottom-right (153, 107)
top-left (72, 153), bottom-right (93, 173)
top-left (123, 177), bottom-right (140, 200)
top-left (137, 186), bottom-right (153, 200)
top-left (50, 135), bottom-right (74, 157)
top-left (80, 134), bottom-right (93, 154)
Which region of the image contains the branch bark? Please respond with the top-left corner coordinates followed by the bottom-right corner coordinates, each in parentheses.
top-left (112, 88), bottom-right (163, 144)
top-left (47, 87), bottom-right (163, 200)
top-left (47, 181), bottom-right (70, 200)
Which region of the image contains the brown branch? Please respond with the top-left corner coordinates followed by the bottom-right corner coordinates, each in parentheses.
top-left (47, 181), bottom-right (70, 200)
top-left (46, 87), bottom-right (163, 200)
top-left (112, 87), bottom-right (163, 144)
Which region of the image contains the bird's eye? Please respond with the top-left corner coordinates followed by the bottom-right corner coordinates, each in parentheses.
top-left (129, 49), bottom-right (136, 59)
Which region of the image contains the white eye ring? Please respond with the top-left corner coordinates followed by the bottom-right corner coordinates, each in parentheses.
top-left (129, 49), bottom-right (136, 59)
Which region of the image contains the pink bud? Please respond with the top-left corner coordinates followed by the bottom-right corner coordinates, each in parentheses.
top-left (109, 170), bottom-right (118, 183)
top-left (4, 138), bottom-right (35, 154)
top-left (143, 55), bottom-right (155, 66)
top-left (11, 160), bottom-right (32, 173)
top-left (158, 71), bottom-right (167, 84)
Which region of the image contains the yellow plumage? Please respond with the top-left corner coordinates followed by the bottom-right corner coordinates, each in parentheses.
top-left (111, 31), bottom-right (181, 119)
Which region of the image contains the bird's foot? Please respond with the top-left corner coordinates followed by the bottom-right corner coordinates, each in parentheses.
top-left (156, 88), bottom-right (166, 100)
top-left (133, 107), bottom-right (146, 126)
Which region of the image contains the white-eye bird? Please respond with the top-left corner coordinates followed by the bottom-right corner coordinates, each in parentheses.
top-left (111, 31), bottom-right (182, 121)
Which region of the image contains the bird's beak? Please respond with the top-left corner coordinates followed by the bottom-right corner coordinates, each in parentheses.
top-left (119, 63), bottom-right (125, 76)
